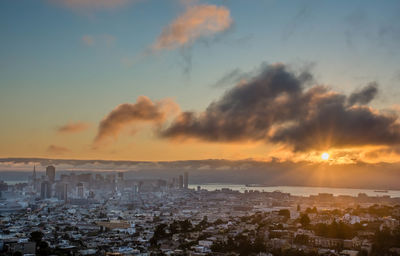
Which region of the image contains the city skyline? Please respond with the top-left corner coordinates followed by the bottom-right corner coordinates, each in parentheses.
top-left (1, 0), bottom-right (400, 165)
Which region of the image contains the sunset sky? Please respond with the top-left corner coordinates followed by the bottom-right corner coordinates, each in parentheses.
top-left (1, 0), bottom-right (400, 164)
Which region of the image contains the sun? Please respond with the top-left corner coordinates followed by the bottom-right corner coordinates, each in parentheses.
top-left (321, 152), bottom-right (330, 160)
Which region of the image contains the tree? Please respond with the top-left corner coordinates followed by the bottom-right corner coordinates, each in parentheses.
top-left (306, 207), bottom-right (317, 214)
top-left (37, 241), bottom-right (50, 256)
top-left (194, 216), bottom-right (209, 231)
top-left (253, 234), bottom-right (266, 253)
top-left (371, 226), bottom-right (400, 255)
top-left (294, 234), bottom-right (309, 245)
top-left (179, 219), bottom-right (192, 232)
top-left (30, 231), bottom-right (44, 244)
top-left (312, 221), bottom-right (355, 239)
top-left (279, 209), bottom-right (291, 219)
top-left (150, 223), bottom-right (168, 246)
top-left (214, 219), bottom-right (224, 225)
top-left (299, 214), bottom-right (310, 227)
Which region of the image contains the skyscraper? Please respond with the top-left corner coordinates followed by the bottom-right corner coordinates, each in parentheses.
top-left (32, 165), bottom-right (36, 181)
top-left (31, 165), bottom-right (38, 192)
top-left (77, 183), bottom-right (84, 198)
top-left (184, 172), bottom-right (189, 189)
top-left (117, 172), bottom-right (124, 181)
top-left (40, 181), bottom-right (51, 199)
top-left (46, 165), bottom-right (56, 183)
top-left (57, 183), bottom-right (68, 202)
top-left (178, 175), bottom-right (183, 189)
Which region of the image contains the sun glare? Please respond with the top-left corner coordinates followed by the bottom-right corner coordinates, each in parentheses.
top-left (321, 152), bottom-right (330, 160)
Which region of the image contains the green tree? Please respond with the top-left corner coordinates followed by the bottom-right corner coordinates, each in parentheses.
top-left (279, 209), bottom-right (291, 219)
top-left (299, 214), bottom-right (310, 227)
top-left (29, 231), bottom-right (44, 244)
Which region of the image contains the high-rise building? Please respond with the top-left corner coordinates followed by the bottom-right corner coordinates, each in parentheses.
top-left (178, 175), bottom-right (183, 189)
top-left (61, 183), bottom-right (68, 202)
top-left (56, 183), bottom-right (68, 202)
top-left (46, 165), bottom-right (56, 183)
top-left (184, 172), bottom-right (189, 189)
top-left (77, 183), bottom-right (84, 198)
top-left (31, 165), bottom-right (39, 192)
top-left (133, 184), bottom-right (138, 193)
top-left (32, 165), bottom-right (36, 182)
top-left (40, 181), bottom-right (51, 199)
top-left (117, 172), bottom-right (124, 181)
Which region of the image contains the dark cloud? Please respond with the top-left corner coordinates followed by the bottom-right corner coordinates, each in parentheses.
top-left (271, 102), bottom-right (400, 151)
top-left (94, 96), bottom-right (179, 145)
top-left (161, 64), bottom-right (400, 151)
top-left (348, 82), bottom-right (378, 106)
top-left (162, 64), bottom-right (310, 142)
top-left (212, 68), bottom-right (248, 88)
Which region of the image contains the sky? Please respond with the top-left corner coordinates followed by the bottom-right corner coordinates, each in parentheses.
top-left (1, 0), bottom-right (400, 164)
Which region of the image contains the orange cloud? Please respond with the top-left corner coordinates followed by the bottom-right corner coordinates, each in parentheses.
top-left (57, 122), bottom-right (90, 134)
top-left (152, 4), bottom-right (232, 50)
top-left (94, 96), bottom-right (179, 146)
top-left (82, 34), bottom-right (116, 47)
top-left (82, 35), bottom-right (94, 46)
top-left (47, 145), bottom-right (70, 155)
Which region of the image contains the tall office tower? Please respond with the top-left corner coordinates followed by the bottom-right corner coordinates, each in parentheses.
top-left (46, 165), bottom-right (56, 183)
top-left (117, 172), bottom-right (124, 181)
top-left (61, 183), bottom-right (68, 202)
top-left (179, 175), bottom-right (183, 189)
top-left (184, 172), bottom-right (189, 189)
top-left (31, 165), bottom-right (38, 192)
top-left (32, 165), bottom-right (36, 182)
top-left (40, 181), bottom-right (51, 199)
top-left (56, 183), bottom-right (68, 202)
top-left (77, 183), bottom-right (84, 198)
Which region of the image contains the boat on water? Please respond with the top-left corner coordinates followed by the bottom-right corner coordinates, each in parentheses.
top-left (245, 184), bottom-right (267, 187)
top-left (374, 190), bottom-right (389, 193)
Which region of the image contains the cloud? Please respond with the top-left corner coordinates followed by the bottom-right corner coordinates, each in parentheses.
top-left (347, 82), bottom-right (378, 106)
top-left (212, 63), bottom-right (271, 88)
top-left (212, 68), bottom-right (249, 88)
top-left (52, 0), bottom-right (131, 10)
top-left (82, 35), bottom-right (94, 46)
top-left (152, 4), bottom-right (232, 51)
top-left (47, 145), bottom-right (70, 155)
top-left (364, 146), bottom-right (400, 159)
top-left (94, 96), bottom-right (179, 145)
top-left (161, 63), bottom-right (400, 151)
top-left (82, 34), bottom-right (116, 47)
top-left (57, 122), bottom-right (90, 134)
